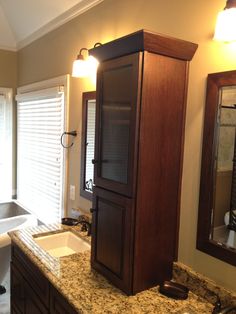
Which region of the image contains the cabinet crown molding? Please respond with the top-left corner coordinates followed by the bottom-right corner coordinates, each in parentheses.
top-left (89, 29), bottom-right (198, 62)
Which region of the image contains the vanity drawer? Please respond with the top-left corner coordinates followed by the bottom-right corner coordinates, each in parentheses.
top-left (11, 242), bottom-right (50, 308)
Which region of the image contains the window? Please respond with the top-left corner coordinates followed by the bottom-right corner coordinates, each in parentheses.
top-left (0, 88), bottom-right (13, 202)
top-left (16, 76), bottom-right (68, 223)
top-left (80, 91), bottom-right (96, 200)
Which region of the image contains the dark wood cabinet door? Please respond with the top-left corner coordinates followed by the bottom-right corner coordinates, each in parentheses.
top-left (24, 283), bottom-right (49, 314)
top-left (11, 305), bottom-right (21, 314)
top-left (50, 285), bottom-right (77, 314)
top-left (11, 243), bottom-right (78, 314)
top-left (11, 263), bottom-right (49, 314)
top-left (11, 244), bottom-right (50, 307)
top-left (94, 53), bottom-right (142, 197)
top-left (11, 263), bottom-right (25, 314)
top-left (91, 187), bottom-right (134, 294)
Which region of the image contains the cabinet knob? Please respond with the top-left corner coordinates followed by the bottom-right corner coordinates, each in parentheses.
top-left (90, 208), bottom-right (96, 213)
top-left (92, 159), bottom-right (98, 164)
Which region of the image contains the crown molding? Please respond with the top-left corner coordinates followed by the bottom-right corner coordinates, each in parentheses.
top-left (0, 44), bottom-right (17, 52)
top-left (17, 0), bottom-right (104, 50)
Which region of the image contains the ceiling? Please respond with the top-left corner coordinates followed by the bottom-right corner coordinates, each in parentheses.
top-left (0, 0), bottom-right (103, 51)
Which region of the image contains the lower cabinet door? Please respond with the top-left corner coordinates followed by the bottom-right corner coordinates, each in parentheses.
top-left (11, 262), bottom-right (49, 314)
top-left (50, 286), bottom-right (77, 314)
top-left (91, 187), bottom-right (134, 294)
top-left (11, 305), bottom-right (21, 314)
top-left (24, 280), bottom-right (49, 314)
top-left (11, 244), bottom-right (78, 314)
top-left (11, 263), bottom-right (24, 314)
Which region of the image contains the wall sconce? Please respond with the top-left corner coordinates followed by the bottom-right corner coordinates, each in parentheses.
top-left (72, 43), bottom-right (101, 78)
top-left (214, 0), bottom-right (236, 42)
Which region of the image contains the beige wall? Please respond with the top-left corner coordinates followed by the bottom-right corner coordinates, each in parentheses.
top-left (17, 0), bottom-right (236, 291)
top-left (0, 49), bottom-right (17, 88)
top-left (0, 49), bottom-right (17, 195)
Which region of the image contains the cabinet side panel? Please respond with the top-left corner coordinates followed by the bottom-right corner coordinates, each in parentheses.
top-left (134, 52), bottom-right (188, 293)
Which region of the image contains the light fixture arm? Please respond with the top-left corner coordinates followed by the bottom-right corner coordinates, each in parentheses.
top-left (76, 48), bottom-right (88, 60)
top-left (79, 47), bottom-right (88, 55)
top-left (93, 42), bottom-right (102, 48)
top-left (72, 43), bottom-right (102, 78)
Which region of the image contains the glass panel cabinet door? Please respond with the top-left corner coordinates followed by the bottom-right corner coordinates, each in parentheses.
top-left (94, 53), bottom-right (142, 197)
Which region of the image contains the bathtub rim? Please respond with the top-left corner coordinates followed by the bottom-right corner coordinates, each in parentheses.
top-left (0, 214), bottom-right (38, 248)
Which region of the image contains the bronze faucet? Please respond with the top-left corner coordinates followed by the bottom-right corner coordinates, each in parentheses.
top-left (76, 220), bottom-right (91, 236)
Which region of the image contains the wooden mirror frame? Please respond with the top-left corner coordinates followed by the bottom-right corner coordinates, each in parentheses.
top-left (80, 91), bottom-right (96, 201)
top-left (197, 70), bottom-right (236, 266)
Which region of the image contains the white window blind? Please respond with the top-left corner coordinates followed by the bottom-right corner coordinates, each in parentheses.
top-left (16, 86), bottom-right (66, 223)
top-left (85, 100), bottom-right (96, 192)
top-left (0, 89), bottom-right (12, 202)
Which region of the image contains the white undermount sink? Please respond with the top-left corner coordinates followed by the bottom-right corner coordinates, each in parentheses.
top-left (34, 231), bottom-right (90, 258)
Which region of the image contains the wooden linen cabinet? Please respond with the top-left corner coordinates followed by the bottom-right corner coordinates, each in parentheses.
top-left (90, 30), bottom-right (198, 295)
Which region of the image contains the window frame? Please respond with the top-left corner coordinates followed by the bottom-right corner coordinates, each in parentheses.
top-left (0, 87), bottom-right (13, 202)
top-left (16, 75), bottom-right (69, 222)
top-left (80, 91), bottom-right (96, 201)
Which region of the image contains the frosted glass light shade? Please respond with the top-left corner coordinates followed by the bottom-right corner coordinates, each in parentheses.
top-left (214, 8), bottom-right (236, 42)
top-left (72, 59), bottom-right (89, 78)
top-left (72, 56), bottom-right (99, 78)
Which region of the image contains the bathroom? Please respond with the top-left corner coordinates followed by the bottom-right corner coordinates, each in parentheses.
top-left (0, 0), bottom-right (236, 313)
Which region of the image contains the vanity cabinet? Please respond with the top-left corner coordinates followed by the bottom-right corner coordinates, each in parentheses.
top-left (11, 263), bottom-right (48, 314)
top-left (90, 30), bottom-right (198, 295)
top-left (10, 242), bottom-right (77, 314)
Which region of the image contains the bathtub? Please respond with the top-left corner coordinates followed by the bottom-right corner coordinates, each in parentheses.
top-left (0, 214), bottom-right (38, 284)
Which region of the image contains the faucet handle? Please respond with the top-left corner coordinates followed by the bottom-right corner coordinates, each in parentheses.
top-left (76, 220), bottom-right (92, 236)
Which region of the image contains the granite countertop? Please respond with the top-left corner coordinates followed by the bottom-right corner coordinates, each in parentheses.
top-left (9, 224), bottom-right (213, 314)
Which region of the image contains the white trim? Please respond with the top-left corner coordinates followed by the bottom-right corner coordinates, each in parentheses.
top-left (0, 45), bottom-right (17, 52)
top-left (17, 75), bottom-right (69, 94)
top-left (63, 74), bottom-right (70, 213)
top-left (0, 87), bottom-right (13, 98)
top-left (16, 86), bottom-right (64, 102)
top-left (16, 75), bottom-right (70, 221)
top-left (17, 0), bottom-right (104, 50)
top-left (0, 87), bottom-right (13, 201)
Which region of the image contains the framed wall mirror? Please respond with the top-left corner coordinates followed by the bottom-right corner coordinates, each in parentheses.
top-left (197, 70), bottom-right (236, 266)
top-left (80, 91), bottom-right (96, 201)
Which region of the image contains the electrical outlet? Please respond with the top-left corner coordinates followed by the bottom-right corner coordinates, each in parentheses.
top-left (69, 185), bottom-right (75, 201)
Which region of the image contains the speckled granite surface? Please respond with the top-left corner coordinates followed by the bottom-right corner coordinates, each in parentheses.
top-left (9, 224), bottom-right (214, 314)
top-left (173, 262), bottom-right (236, 308)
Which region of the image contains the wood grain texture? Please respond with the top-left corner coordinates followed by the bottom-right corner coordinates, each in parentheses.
top-left (12, 244), bottom-right (50, 306)
top-left (89, 29), bottom-right (198, 62)
top-left (94, 53), bottom-right (142, 197)
top-left (133, 52), bottom-right (188, 293)
top-left (197, 70), bottom-right (236, 266)
top-left (91, 31), bottom-right (197, 295)
top-left (91, 187), bottom-right (134, 294)
top-left (50, 286), bottom-right (77, 314)
top-left (143, 31), bottom-right (198, 61)
top-left (11, 242), bottom-right (78, 314)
